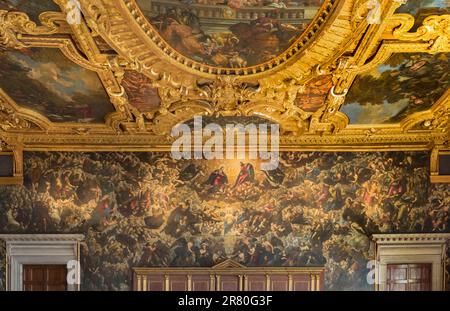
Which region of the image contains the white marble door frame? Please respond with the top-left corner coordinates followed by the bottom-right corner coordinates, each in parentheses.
top-left (373, 233), bottom-right (450, 291)
top-left (0, 234), bottom-right (84, 291)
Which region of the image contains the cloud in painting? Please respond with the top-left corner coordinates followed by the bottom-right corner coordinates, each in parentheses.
top-left (341, 100), bottom-right (409, 124)
top-left (0, 48), bottom-right (114, 123)
top-left (8, 52), bottom-right (104, 104)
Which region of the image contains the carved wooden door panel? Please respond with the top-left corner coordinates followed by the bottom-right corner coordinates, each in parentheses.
top-left (23, 265), bottom-right (67, 291)
top-left (387, 264), bottom-right (431, 291)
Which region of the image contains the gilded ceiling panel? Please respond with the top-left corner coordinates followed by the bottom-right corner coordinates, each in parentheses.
top-left (341, 52), bottom-right (450, 124)
top-left (0, 47), bottom-right (115, 123)
top-left (0, 0), bottom-right (449, 150)
top-left (135, 0), bottom-right (324, 68)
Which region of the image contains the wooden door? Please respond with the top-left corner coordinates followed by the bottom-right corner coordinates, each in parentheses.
top-left (23, 265), bottom-right (67, 291)
top-left (387, 264), bottom-right (431, 291)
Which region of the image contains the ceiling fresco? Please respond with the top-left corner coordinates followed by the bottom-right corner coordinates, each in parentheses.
top-left (294, 75), bottom-right (333, 113)
top-left (0, 47), bottom-right (115, 123)
top-left (396, 0), bottom-right (449, 14)
top-left (341, 53), bottom-right (450, 124)
top-left (0, 0), bottom-right (449, 151)
top-left (121, 71), bottom-right (162, 114)
top-left (136, 0), bottom-right (324, 68)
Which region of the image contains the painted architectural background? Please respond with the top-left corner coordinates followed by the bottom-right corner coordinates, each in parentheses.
top-left (0, 152), bottom-right (449, 291)
top-left (136, 0), bottom-right (324, 67)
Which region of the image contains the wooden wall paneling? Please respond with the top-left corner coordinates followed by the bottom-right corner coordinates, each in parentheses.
top-left (246, 274), bottom-right (266, 291)
top-left (168, 274), bottom-right (188, 291)
top-left (148, 274), bottom-right (164, 291)
top-left (292, 273), bottom-right (312, 291)
top-left (191, 274), bottom-right (212, 291)
top-left (269, 275), bottom-right (289, 291)
top-left (216, 274), bottom-right (240, 291)
top-left (133, 260), bottom-right (325, 291)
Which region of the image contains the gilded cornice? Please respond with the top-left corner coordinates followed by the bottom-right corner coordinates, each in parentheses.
top-left (0, 10), bottom-right (71, 48)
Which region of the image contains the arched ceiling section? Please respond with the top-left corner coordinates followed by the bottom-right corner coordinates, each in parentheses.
top-left (131, 0), bottom-right (331, 74)
top-left (0, 0), bottom-right (448, 151)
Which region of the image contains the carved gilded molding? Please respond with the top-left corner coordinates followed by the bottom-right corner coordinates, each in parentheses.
top-left (386, 14), bottom-right (450, 50)
top-left (0, 105), bottom-right (31, 132)
top-left (401, 90), bottom-right (450, 132)
top-left (0, 135), bottom-right (24, 184)
top-left (309, 11), bottom-right (450, 135)
top-left (0, 126), bottom-right (445, 152)
top-left (373, 233), bottom-right (450, 244)
top-left (122, 0), bottom-right (337, 77)
top-left (0, 6), bottom-right (138, 132)
top-left (0, 234), bottom-right (85, 242)
top-left (0, 10), bottom-right (71, 48)
top-left (73, 0), bottom-right (358, 87)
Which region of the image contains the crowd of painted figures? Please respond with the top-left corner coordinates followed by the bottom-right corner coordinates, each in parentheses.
top-left (0, 152), bottom-right (449, 290)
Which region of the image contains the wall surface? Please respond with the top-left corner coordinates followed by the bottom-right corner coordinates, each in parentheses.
top-left (0, 152), bottom-right (449, 291)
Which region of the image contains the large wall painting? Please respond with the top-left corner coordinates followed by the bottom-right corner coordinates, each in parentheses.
top-left (136, 0), bottom-right (324, 67)
top-left (341, 53), bottom-right (450, 124)
top-left (0, 47), bottom-right (115, 123)
top-left (0, 151), bottom-right (449, 291)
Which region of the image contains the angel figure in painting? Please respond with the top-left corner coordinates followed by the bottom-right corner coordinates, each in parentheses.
top-left (234, 162), bottom-right (255, 187)
top-left (204, 167), bottom-right (228, 194)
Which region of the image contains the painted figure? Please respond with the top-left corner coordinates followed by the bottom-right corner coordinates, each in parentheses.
top-left (234, 162), bottom-right (255, 187)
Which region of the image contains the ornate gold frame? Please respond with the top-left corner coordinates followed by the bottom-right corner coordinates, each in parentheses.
top-left (0, 151), bottom-right (22, 185)
top-left (0, 0), bottom-right (448, 153)
top-left (430, 148), bottom-right (450, 183)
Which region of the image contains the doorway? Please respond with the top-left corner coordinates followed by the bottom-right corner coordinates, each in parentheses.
top-left (386, 263), bottom-right (432, 291)
top-left (23, 265), bottom-right (68, 291)
top-left (373, 233), bottom-right (450, 291)
top-left (0, 234), bottom-right (84, 291)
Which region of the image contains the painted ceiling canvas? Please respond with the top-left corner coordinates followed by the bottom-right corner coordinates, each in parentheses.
top-left (136, 0), bottom-right (324, 67)
top-left (396, 0), bottom-right (449, 14)
top-left (0, 0), bottom-right (60, 23)
top-left (122, 71), bottom-right (162, 113)
top-left (0, 47), bottom-right (115, 123)
top-left (340, 53), bottom-right (450, 124)
top-left (294, 75), bottom-right (333, 112)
